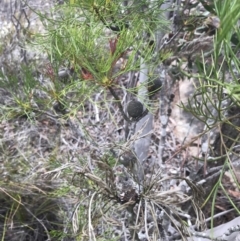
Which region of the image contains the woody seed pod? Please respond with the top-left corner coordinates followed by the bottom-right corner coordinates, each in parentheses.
top-left (127, 100), bottom-right (144, 118)
top-left (119, 151), bottom-right (137, 170)
top-left (148, 78), bottom-right (162, 96)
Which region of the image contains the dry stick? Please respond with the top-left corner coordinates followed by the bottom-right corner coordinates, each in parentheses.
top-left (190, 226), bottom-right (239, 241)
top-left (94, 90), bottom-right (103, 123)
top-left (156, 0), bottom-right (178, 165)
top-left (158, 75), bottom-right (171, 164)
top-left (144, 201), bottom-right (150, 241)
top-left (123, 70), bottom-right (136, 139)
top-left (88, 192), bottom-right (97, 241)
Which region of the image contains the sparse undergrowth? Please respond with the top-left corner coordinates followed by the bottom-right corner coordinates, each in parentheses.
top-left (0, 0), bottom-right (240, 241)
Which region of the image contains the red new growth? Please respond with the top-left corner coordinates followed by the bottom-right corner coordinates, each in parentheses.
top-left (81, 68), bottom-right (94, 80)
top-left (109, 37), bottom-right (118, 55)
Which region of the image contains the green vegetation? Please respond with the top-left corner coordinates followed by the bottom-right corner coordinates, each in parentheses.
top-left (0, 0), bottom-right (240, 240)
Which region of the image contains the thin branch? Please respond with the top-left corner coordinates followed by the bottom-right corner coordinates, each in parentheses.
top-left (108, 86), bottom-right (130, 122)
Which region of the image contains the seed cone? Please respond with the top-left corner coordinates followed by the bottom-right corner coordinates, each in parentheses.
top-left (148, 78), bottom-right (162, 96)
top-left (127, 100), bottom-right (143, 118)
top-left (119, 151), bottom-right (137, 169)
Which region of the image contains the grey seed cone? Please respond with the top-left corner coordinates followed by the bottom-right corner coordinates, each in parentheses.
top-left (148, 78), bottom-right (162, 96)
top-left (127, 100), bottom-right (143, 118)
top-left (119, 151), bottom-right (137, 169)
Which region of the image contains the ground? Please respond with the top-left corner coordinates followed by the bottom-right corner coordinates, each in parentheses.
top-left (0, 1), bottom-right (240, 241)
